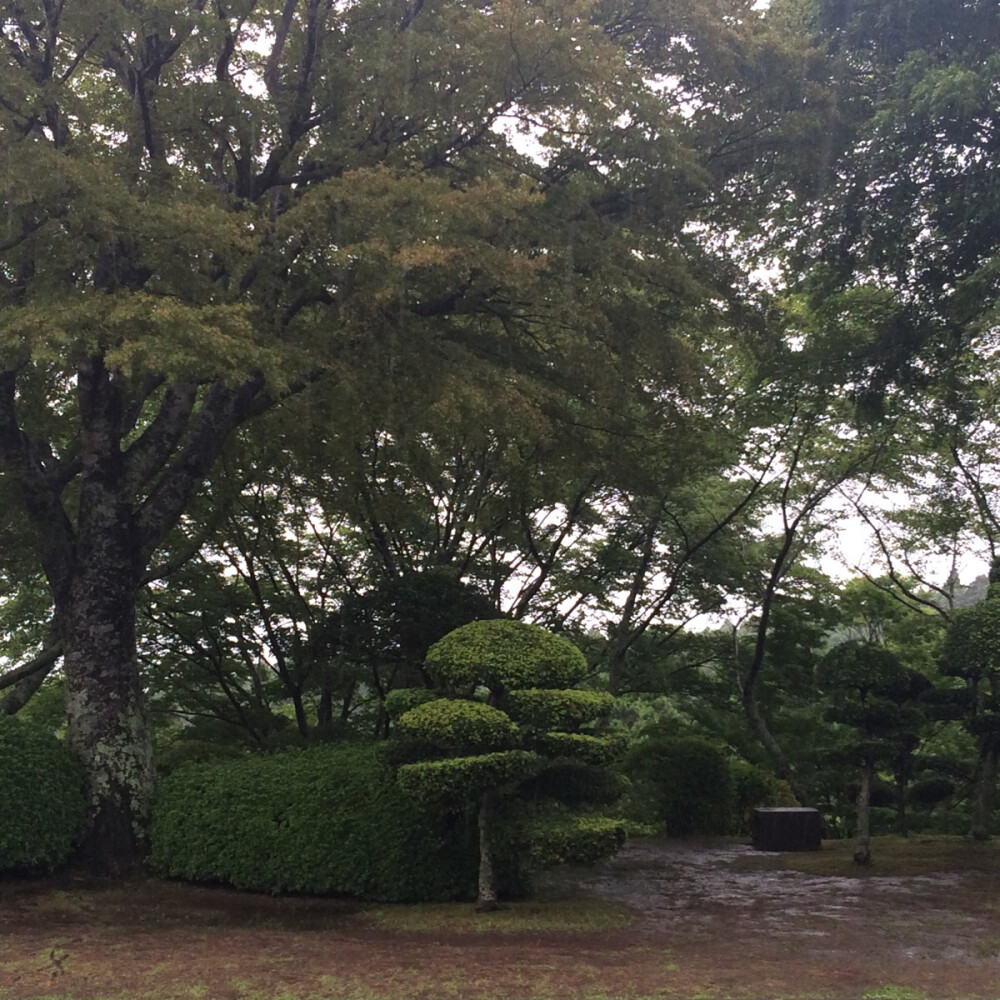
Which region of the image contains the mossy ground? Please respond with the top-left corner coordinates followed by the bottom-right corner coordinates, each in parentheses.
top-left (752, 834), bottom-right (1000, 879)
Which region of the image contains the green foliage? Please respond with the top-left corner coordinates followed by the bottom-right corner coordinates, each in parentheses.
top-left (536, 731), bottom-right (628, 767)
top-left (340, 570), bottom-right (501, 683)
top-left (383, 688), bottom-right (439, 719)
top-left (621, 735), bottom-right (734, 836)
top-left (149, 743), bottom-right (477, 901)
top-left (425, 620), bottom-right (588, 694)
top-left (943, 592), bottom-right (1000, 678)
top-left (396, 699), bottom-right (519, 753)
top-left (729, 759), bottom-right (782, 835)
top-left (155, 738), bottom-right (247, 775)
top-left (396, 750), bottom-right (541, 805)
top-left (510, 807), bottom-right (628, 869)
top-left (817, 640), bottom-right (906, 697)
top-left (14, 674), bottom-right (67, 733)
top-left (909, 777), bottom-right (957, 807)
top-left (505, 689), bottom-right (614, 731)
top-left (518, 761), bottom-right (629, 807)
top-left (0, 716), bottom-right (85, 871)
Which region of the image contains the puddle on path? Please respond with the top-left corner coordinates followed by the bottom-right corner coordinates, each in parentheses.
top-left (542, 839), bottom-right (996, 962)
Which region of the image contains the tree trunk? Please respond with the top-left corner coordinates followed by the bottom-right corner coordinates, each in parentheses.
top-left (854, 761), bottom-right (873, 865)
top-left (971, 741), bottom-right (998, 841)
top-left (58, 468), bottom-right (153, 875)
top-left (475, 790), bottom-right (500, 912)
top-left (61, 575), bottom-right (152, 874)
top-left (741, 687), bottom-right (816, 811)
top-left (894, 779), bottom-right (908, 838)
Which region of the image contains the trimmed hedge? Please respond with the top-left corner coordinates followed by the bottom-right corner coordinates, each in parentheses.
top-left (426, 620), bottom-right (587, 692)
top-left (149, 743), bottom-right (479, 901)
top-left (505, 689), bottom-right (614, 731)
top-left (396, 698), bottom-right (519, 752)
top-left (515, 807), bottom-right (627, 868)
top-left (0, 715), bottom-right (86, 872)
top-left (621, 735), bottom-right (734, 836)
top-left (397, 750), bottom-right (541, 804)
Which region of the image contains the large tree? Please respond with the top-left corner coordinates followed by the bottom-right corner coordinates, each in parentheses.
top-left (1, 0), bottom-right (821, 870)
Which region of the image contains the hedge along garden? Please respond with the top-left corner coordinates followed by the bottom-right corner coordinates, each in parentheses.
top-left (1, 617), bottom-right (796, 901)
top-left (149, 620), bottom-right (630, 904)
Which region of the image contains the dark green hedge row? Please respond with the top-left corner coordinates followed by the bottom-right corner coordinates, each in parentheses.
top-left (149, 743), bottom-right (479, 901)
top-left (621, 735), bottom-right (781, 836)
top-left (0, 716), bottom-right (86, 872)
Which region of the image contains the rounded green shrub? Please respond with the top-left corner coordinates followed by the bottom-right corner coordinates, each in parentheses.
top-left (505, 689), bottom-right (614, 731)
top-left (397, 750), bottom-right (541, 804)
top-left (383, 687), bottom-right (439, 718)
top-left (943, 592), bottom-right (1000, 676)
top-left (397, 698), bottom-right (519, 752)
top-left (149, 743), bottom-right (479, 901)
top-left (537, 731), bottom-right (628, 767)
top-left (621, 735), bottom-right (733, 836)
top-left (426, 619), bottom-right (587, 693)
top-left (505, 805), bottom-right (627, 868)
top-left (0, 715), bottom-right (85, 872)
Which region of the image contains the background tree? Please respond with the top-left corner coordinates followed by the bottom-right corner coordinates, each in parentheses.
top-left (818, 640), bottom-right (928, 862)
top-left (941, 562), bottom-right (1000, 839)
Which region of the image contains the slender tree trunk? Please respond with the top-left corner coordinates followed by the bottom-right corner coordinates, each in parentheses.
top-left (971, 741), bottom-right (998, 841)
top-left (741, 687), bottom-right (816, 810)
top-left (475, 790), bottom-right (500, 912)
top-left (854, 761), bottom-right (873, 865)
top-left (894, 779), bottom-right (908, 838)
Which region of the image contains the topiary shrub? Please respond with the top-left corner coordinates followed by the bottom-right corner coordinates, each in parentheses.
top-left (425, 619), bottom-right (588, 693)
top-left (500, 804), bottom-right (628, 869)
top-left (383, 687), bottom-right (439, 719)
top-left (0, 715), bottom-right (85, 872)
top-left (396, 699), bottom-right (520, 752)
top-left (621, 735), bottom-right (733, 836)
top-left (149, 742), bottom-right (478, 901)
top-left (399, 620), bottom-right (625, 910)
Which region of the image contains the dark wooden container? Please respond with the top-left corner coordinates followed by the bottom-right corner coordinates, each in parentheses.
top-left (751, 807), bottom-right (822, 851)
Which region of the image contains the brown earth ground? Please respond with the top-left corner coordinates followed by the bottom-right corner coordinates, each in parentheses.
top-left (2, 836), bottom-right (1000, 1000)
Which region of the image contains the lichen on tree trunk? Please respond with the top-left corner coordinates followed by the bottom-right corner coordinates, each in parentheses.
top-left (61, 574), bottom-right (153, 874)
top-left (57, 443), bottom-right (154, 875)
top-left (475, 790), bottom-right (500, 912)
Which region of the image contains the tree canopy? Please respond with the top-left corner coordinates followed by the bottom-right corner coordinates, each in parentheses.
top-left (3, 0), bottom-right (1000, 869)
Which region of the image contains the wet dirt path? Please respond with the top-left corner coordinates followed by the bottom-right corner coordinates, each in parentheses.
top-left (2, 839), bottom-right (1000, 999)
top-left (549, 838), bottom-right (1000, 962)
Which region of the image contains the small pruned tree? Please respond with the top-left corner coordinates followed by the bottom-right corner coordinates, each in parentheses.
top-left (818, 640), bottom-right (927, 863)
top-left (394, 619), bottom-right (624, 911)
top-left (941, 561), bottom-right (1000, 840)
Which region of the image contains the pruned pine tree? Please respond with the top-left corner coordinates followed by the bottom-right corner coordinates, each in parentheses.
top-left (395, 619), bottom-right (623, 911)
